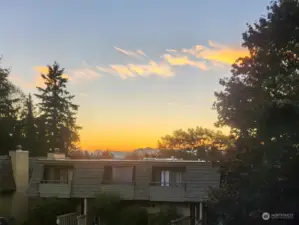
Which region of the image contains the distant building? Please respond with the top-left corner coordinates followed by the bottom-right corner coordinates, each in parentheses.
top-left (134, 147), bottom-right (159, 156)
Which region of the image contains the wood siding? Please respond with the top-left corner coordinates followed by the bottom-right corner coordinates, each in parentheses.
top-left (29, 159), bottom-right (220, 202)
top-left (39, 183), bottom-right (71, 198)
top-left (71, 162), bottom-right (103, 198)
top-left (27, 163), bottom-right (43, 197)
top-left (184, 164), bottom-right (220, 201)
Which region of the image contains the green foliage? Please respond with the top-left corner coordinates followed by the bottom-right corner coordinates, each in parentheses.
top-left (92, 193), bottom-right (122, 225)
top-left (120, 205), bottom-right (148, 225)
top-left (23, 199), bottom-right (78, 225)
top-left (0, 59), bottom-right (26, 154)
top-left (35, 62), bottom-right (81, 154)
top-left (158, 126), bottom-right (233, 161)
top-left (0, 59), bottom-right (82, 156)
top-left (209, 0), bottom-right (299, 224)
top-left (148, 205), bottom-right (181, 225)
top-left (92, 194), bottom-right (181, 225)
top-left (20, 94), bottom-right (40, 156)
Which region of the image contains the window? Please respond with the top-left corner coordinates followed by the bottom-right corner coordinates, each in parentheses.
top-left (160, 170), bottom-right (170, 186)
top-left (103, 166), bottom-right (135, 184)
top-left (152, 166), bottom-right (185, 187)
top-left (112, 166), bottom-right (134, 183)
top-left (175, 171), bottom-right (182, 186)
top-left (42, 166), bottom-right (72, 184)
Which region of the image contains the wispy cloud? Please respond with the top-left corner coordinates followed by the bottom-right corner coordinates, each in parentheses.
top-left (163, 54), bottom-right (207, 71)
top-left (96, 41), bottom-right (247, 79)
top-left (114, 47), bottom-right (147, 59)
top-left (68, 68), bottom-right (101, 82)
top-left (8, 74), bottom-right (32, 89)
top-left (107, 61), bottom-right (174, 79)
top-left (182, 40), bottom-right (249, 65)
top-left (136, 50), bottom-right (147, 57)
top-left (15, 41), bottom-right (247, 88)
top-left (166, 49), bottom-right (177, 53)
top-left (9, 67), bottom-right (56, 89)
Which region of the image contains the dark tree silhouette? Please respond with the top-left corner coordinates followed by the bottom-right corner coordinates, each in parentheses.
top-left (35, 62), bottom-right (81, 154)
top-left (209, 1), bottom-right (299, 224)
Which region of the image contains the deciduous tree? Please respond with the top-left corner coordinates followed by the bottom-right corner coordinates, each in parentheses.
top-left (158, 127), bottom-right (232, 161)
top-left (210, 1), bottom-right (299, 224)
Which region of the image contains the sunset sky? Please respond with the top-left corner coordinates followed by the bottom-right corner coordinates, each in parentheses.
top-left (0, 0), bottom-right (270, 151)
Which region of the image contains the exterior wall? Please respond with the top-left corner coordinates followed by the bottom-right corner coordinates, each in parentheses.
top-left (29, 159), bottom-right (220, 203)
top-left (39, 183), bottom-right (71, 198)
top-left (100, 184), bottom-right (134, 199)
top-left (27, 163), bottom-right (43, 197)
top-left (149, 186), bottom-right (185, 202)
top-left (8, 150), bottom-right (29, 224)
top-left (10, 191), bottom-right (28, 223)
top-left (9, 150), bottom-right (29, 191)
top-left (71, 162), bottom-right (103, 198)
top-left (184, 164), bottom-right (220, 202)
top-left (134, 163), bottom-right (151, 200)
top-left (0, 194), bottom-right (13, 218)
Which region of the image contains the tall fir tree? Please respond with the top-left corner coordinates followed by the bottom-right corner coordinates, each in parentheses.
top-left (0, 59), bottom-right (24, 154)
top-left (35, 62), bottom-right (81, 154)
top-left (21, 94), bottom-right (39, 156)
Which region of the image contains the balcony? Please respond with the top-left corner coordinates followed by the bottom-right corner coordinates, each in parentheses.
top-left (149, 182), bottom-right (186, 202)
top-left (39, 180), bottom-right (71, 198)
top-left (100, 182), bottom-right (135, 200)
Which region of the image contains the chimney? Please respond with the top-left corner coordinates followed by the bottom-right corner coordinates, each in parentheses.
top-left (9, 145), bottom-right (29, 192)
top-left (9, 146), bottom-right (29, 223)
top-left (47, 148), bottom-right (66, 159)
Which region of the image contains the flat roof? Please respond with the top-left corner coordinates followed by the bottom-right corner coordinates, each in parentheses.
top-left (37, 158), bottom-right (212, 164)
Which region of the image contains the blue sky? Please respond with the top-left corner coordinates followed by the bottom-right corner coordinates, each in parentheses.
top-left (0, 0), bottom-right (271, 150)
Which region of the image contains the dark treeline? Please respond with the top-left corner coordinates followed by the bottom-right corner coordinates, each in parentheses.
top-left (0, 61), bottom-right (80, 156)
top-left (208, 1), bottom-right (299, 224)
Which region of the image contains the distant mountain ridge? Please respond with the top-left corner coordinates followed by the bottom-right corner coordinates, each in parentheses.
top-left (71, 147), bottom-right (159, 159)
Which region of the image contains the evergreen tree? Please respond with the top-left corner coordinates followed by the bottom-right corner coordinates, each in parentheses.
top-left (0, 59), bottom-right (24, 154)
top-left (35, 62), bottom-right (81, 154)
top-left (21, 94), bottom-right (40, 156)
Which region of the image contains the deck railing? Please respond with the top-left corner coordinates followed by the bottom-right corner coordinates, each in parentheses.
top-left (57, 212), bottom-right (79, 225)
top-left (77, 214), bottom-right (86, 225)
top-left (170, 216), bottom-right (191, 225)
top-left (41, 179), bottom-right (69, 184)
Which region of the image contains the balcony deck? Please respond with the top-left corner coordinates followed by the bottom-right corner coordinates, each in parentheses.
top-left (39, 180), bottom-right (71, 198)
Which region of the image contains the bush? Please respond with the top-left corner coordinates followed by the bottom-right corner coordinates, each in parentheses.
top-left (148, 205), bottom-right (181, 225)
top-left (92, 193), bottom-right (182, 225)
top-left (23, 199), bottom-right (78, 225)
top-left (91, 193), bottom-right (122, 225)
top-left (120, 205), bottom-right (148, 225)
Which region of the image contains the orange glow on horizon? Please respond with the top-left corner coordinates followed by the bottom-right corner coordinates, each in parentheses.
top-left (78, 123), bottom-right (230, 151)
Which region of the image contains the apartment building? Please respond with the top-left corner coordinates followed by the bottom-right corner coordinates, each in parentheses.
top-left (0, 148), bottom-right (220, 225)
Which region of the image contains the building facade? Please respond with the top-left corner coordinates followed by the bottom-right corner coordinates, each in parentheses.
top-left (0, 149), bottom-right (220, 225)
